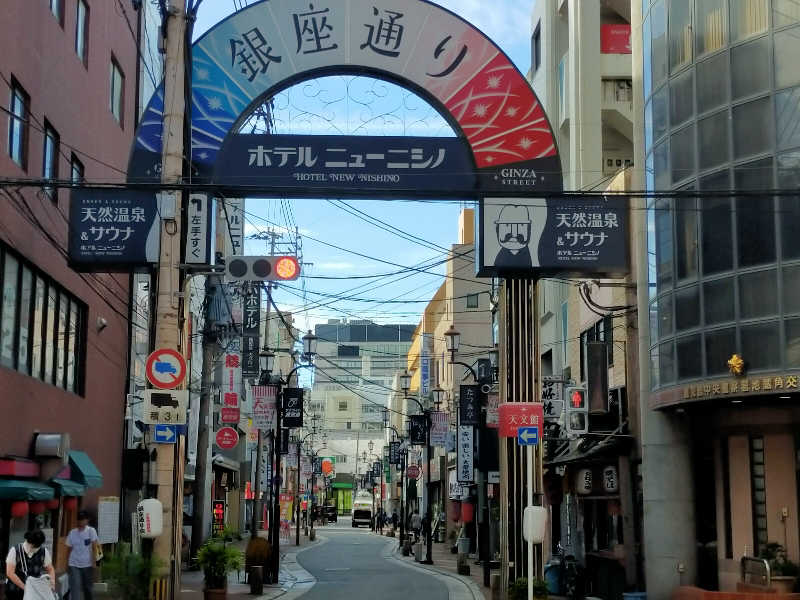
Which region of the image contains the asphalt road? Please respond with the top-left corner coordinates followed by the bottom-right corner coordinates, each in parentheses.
top-left (296, 519), bottom-right (449, 600)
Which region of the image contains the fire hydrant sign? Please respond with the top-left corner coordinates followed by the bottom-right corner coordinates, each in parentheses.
top-left (498, 403), bottom-right (544, 438)
top-left (216, 427), bottom-right (239, 450)
top-left (145, 349), bottom-right (187, 389)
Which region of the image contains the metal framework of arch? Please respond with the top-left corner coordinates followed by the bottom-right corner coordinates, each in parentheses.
top-left (128, 0), bottom-right (563, 195)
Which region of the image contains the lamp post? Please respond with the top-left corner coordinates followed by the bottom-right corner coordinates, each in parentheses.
top-left (386, 423), bottom-right (407, 549)
top-left (262, 330), bottom-right (318, 584)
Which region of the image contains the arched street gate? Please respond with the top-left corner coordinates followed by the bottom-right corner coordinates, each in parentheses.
top-left (124, 0), bottom-right (629, 595)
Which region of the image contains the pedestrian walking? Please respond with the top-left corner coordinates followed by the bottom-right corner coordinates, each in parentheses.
top-left (4, 529), bottom-right (56, 600)
top-left (66, 510), bottom-right (100, 600)
top-left (391, 510), bottom-right (399, 532)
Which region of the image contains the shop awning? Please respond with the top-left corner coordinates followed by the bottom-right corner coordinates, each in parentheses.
top-left (212, 454), bottom-right (239, 472)
top-left (68, 451), bottom-right (103, 488)
top-left (331, 482), bottom-right (352, 489)
top-left (49, 478), bottom-right (86, 497)
top-left (546, 431), bottom-right (632, 467)
top-left (0, 479), bottom-right (55, 500)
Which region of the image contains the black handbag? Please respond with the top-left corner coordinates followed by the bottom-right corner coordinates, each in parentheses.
top-left (4, 544), bottom-right (27, 600)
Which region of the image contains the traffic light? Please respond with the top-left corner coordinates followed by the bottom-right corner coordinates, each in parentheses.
top-left (565, 386), bottom-right (588, 436)
top-left (224, 255), bottom-right (300, 282)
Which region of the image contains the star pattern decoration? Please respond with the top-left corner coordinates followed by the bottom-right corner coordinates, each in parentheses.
top-left (518, 137), bottom-right (533, 150)
top-left (505, 106), bottom-right (519, 118)
top-left (487, 75), bottom-right (503, 89)
top-left (198, 152), bottom-right (209, 160)
top-left (473, 104), bottom-right (489, 118)
top-left (196, 68), bottom-right (210, 81)
top-left (207, 96), bottom-right (223, 111)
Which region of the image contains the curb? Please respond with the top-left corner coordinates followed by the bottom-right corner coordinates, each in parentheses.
top-left (381, 537), bottom-right (485, 600)
top-left (259, 536), bottom-right (327, 600)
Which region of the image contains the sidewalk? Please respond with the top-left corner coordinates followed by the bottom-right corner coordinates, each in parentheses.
top-left (377, 530), bottom-right (498, 600)
top-left (178, 530), bottom-right (321, 600)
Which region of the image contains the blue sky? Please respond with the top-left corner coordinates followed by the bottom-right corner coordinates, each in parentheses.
top-left (192, 0), bottom-right (535, 331)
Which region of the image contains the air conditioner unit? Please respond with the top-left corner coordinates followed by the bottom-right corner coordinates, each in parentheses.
top-left (34, 433), bottom-right (70, 458)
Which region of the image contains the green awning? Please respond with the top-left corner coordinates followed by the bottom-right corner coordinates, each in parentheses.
top-left (69, 451), bottom-right (103, 488)
top-left (0, 479), bottom-right (55, 500)
top-left (331, 482), bottom-right (352, 489)
top-left (50, 478), bottom-right (86, 497)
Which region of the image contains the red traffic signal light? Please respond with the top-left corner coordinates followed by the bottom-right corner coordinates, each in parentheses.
top-left (571, 389), bottom-right (585, 409)
top-left (224, 255), bottom-right (301, 282)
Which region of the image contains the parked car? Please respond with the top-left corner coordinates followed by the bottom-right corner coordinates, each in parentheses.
top-left (323, 505), bottom-right (338, 523)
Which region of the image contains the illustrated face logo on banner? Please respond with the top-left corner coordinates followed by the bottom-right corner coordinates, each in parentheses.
top-left (282, 388), bottom-right (304, 428)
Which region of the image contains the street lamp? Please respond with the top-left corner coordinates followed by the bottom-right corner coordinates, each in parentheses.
top-left (400, 370), bottom-right (412, 396)
top-left (444, 324), bottom-right (460, 355)
top-left (302, 330), bottom-right (318, 359)
top-left (368, 440), bottom-right (374, 453)
top-left (259, 346), bottom-right (276, 384)
top-left (432, 386), bottom-right (445, 411)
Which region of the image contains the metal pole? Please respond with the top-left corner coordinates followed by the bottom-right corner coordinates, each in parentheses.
top-left (527, 444), bottom-right (533, 600)
top-left (269, 390), bottom-right (282, 583)
top-left (424, 412), bottom-right (433, 564)
top-left (296, 442), bottom-right (301, 545)
top-left (399, 450), bottom-right (405, 548)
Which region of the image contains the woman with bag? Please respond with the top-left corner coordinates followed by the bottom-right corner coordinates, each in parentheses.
top-left (4, 529), bottom-right (56, 600)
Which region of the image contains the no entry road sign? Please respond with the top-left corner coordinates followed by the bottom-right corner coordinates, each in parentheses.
top-left (145, 349), bottom-right (187, 389)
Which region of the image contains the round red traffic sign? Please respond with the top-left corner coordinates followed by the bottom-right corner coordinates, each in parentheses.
top-left (145, 349), bottom-right (187, 390)
top-left (406, 465), bottom-right (420, 479)
top-left (216, 427), bottom-right (239, 450)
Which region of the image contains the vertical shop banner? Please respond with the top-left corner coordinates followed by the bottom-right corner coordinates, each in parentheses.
top-left (384, 457), bottom-right (391, 484)
top-left (459, 385), bottom-right (481, 426)
top-left (430, 411), bottom-right (449, 447)
top-left (279, 494), bottom-right (293, 521)
top-left (222, 351), bottom-right (242, 412)
top-left (301, 456), bottom-right (312, 483)
top-left (281, 388), bottom-right (304, 428)
top-left (252, 385), bottom-right (277, 430)
top-left (409, 415), bottom-right (427, 445)
top-left (242, 286), bottom-right (261, 378)
top-left (420, 333), bottom-right (433, 399)
top-left (389, 441), bottom-right (401, 466)
top-left (222, 198), bottom-right (244, 257)
top-left (457, 426), bottom-right (475, 483)
top-left (186, 193), bottom-right (213, 264)
top-left (486, 393), bottom-right (500, 428)
top-left (542, 376), bottom-right (564, 421)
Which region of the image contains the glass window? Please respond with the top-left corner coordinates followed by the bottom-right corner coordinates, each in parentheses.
top-left (784, 266), bottom-right (800, 313)
top-left (75, 0), bottom-right (88, 63)
top-left (776, 87), bottom-right (800, 150)
top-left (735, 158), bottom-right (775, 267)
top-left (659, 293), bottom-right (674, 338)
top-left (45, 286), bottom-right (56, 385)
top-left (1, 254), bottom-right (19, 368)
top-left (704, 277), bottom-right (735, 324)
top-left (56, 292), bottom-right (67, 389)
top-left (676, 285), bottom-right (700, 331)
top-left (655, 198), bottom-right (673, 291)
top-left (699, 111), bottom-right (730, 170)
top-left (8, 79), bottom-right (29, 170)
top-left (697, 51), bottom-right (730, 113)
top-left (652, 85), bottom-right (668, 143)
top-left (42, 122), bottom-right (59, 200)
top-left (732, 37), bottom-right (771, 100)
top-left (670, 0), bottom-right (693, 71)
top-left (733, 97), bottom-right (773, 159)
top-left (677, 334), bottom-right (702, 378)
top-left (706, 327), bottom-right (737, 375)
top-left (700, 171), bottom-right (734, 274)
top-left (651, 1), bottom-right (668, 88)
top-left (17, 266), bottom-right (31, 374)
top-left (697, 0), bottom-right (727, 55)
top-left (110, 59), bottom-right (124, 125)
top-left (645, 99), bottom-right (654, 152)
top-left (659, 340), bottom-right (675, 384)
top-left (676, 195), bottom-right (699, 280)
top-left (785, 318), bottom-right (800, 367)
top-left (649, 298), bottom-right (659, 342)
top-left (644, 14), bottom-right (653, 99)
top-left (50, 0), bottom-right (64, 24)
top-left (670, 68), bottom-right (695, 127)
top-left (671, 124), bottom-right (695, 183)
top-left (466, 294), bottom-right (479, 309)
top-left (32, 277), bottom-right (45, 379)
top-left (730, 0), bottom-right (768, 41)
top-left (775, 0), bottom-right (800, 27)
top-left (775, 26), bottom-right (800, 89)
top-left (654, 139), bottom-right (670, 190)
top-left (532, 24), bottom-right (541, 73)
top-left (779, 151), bottom-right (800, 259)
top-left (741, 321), bottom-right (780, 370)
top-left (740, 269), bottom-right (778, 317)
top-left (70, 155), bottom-right (84, 183)
top-left (650, 346), bottom-right (660, 388)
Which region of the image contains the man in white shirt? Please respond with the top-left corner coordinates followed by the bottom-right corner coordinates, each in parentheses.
top-left (5, 529), bottom-right (55, 599)
top-left (65, 510), bottom-right (99, 600)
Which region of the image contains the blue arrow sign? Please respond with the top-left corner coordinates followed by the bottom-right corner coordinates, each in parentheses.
top-left (517, 426), bottom-right (539, 446)
top-left (154, 424), bottom-right (177, 444)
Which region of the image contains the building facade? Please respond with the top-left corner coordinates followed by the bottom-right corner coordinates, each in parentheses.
top-left (0, 0), bottom-right (141, 576)
top-left (634, 0), bottom-right (800, 594)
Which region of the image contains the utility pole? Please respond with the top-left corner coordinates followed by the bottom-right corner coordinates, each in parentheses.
top-left (152, 1), bottom-right (187, 597)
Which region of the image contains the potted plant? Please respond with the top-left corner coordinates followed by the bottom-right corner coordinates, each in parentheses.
top-left (760, 542), bottom-right (799, 593)
top-left (509, 577), bottom-right (549, 600)
top-left (101, 545), bottom-right (162, 600)
top-left (196, 540), bottom-right (243, 599)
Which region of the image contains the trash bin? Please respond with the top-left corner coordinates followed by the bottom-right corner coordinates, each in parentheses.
top-left (544, 561), bottom-right (562, 594)
top-left (414, 542), bottom-right (423, 562)
top-left (457, 537), bottom-right (470, 555)
top-left (250, 566), bottom-right (264, 595)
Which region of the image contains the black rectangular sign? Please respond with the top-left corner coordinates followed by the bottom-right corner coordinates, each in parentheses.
top-left (389, 441), bottom-right (401, 466)
top-left (459, 385), bottom-right (481, 427)
top-left (409, 415), bottom-right (427, 445)
top-left (242, 286), bottom-right (261, 378)
top-left (281, 388), bottom-right (303, 428)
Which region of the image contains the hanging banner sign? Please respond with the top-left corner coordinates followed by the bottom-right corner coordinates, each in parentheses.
top-left (409, 415), bottom-right (427, 445)
top-left (252, 385), bottom-right (277, 430)
top-left (420, 333), bottom-right (433, 399)
top-left (242, 286), bottom-right (261, 378)
top-left (221, 407), bottom-right (240, 423)
top-left (477, 196), bottom-right (628, 278)
top-left (223, 351), bottom-right (242, 412)
top-left (459, 385), bottom-right (480, 426)
top-left (68, 189), bottom-right (160, 269)
top-left (542, 376), bottom-right (564, 421)
top-left (389, 441), bottom-right (401, 466)
top-left (186, 194), bottom-right (213, 264)
top-left (430, 412), bottom-right (449, 447)
top-left (313, 456), bottom-right (322, 475)
top-left (280, 429), bottom-right (290, 454)
top-left (321, 457), bottom-right (335, 476)
top-left (457, 426), bottom-right (474, 483)
top-left (486, 393), bottom-right (500, 428)
top-left (221, 198), bottom-right (244, 257)
top-left (281, 388), bottom-right (304, 428)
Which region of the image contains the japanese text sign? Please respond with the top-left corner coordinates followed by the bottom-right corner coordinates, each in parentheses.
top-left (498, 402), bottom-right (544, 438)
top-left (486, 393), bottom-right (500, 428)
top-left (542, 376), bottom-right (564, 421)
top-left (68, 189), bottom-right (159, 269)
top-left (186, 194), bottom-right (213, 265)
top-left (409, 414), bottom-right (427, 445)
top-left (142, 390), bottom-right (188, 425)
top-left (457, 426), bottom-right (474, 483)
top-left (389, 441), bottom-right (401, 465)
top-left (252, 385), bottom-right (277, 430)
top-left (281, 388), bottom-right (304, 428)
top-left (430, 411), bottom-right (448, 447)
top-left (242, 286), bottom-right (261, 377)
top-left (478, 196), bottom-right (628, 278)
top-left (223, 351), bottom-right (242, 411)
top-left (459, 385), bottom-right (481, 427)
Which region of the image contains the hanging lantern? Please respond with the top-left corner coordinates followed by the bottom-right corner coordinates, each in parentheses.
top-left (29, 501), bottom-right (46, 515)
top-left (461, 501), bottom-right (475, 523)
top-left (63, 497), bottom-right (78, 511)
top-left (603, 465), bottom-right (619, 493)
top-left (46, 499), bottom-right (60, 510)
top-left (10, 501), bottom-right (29, 518)
top-left (576, 469), bottom-right (593, 495)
